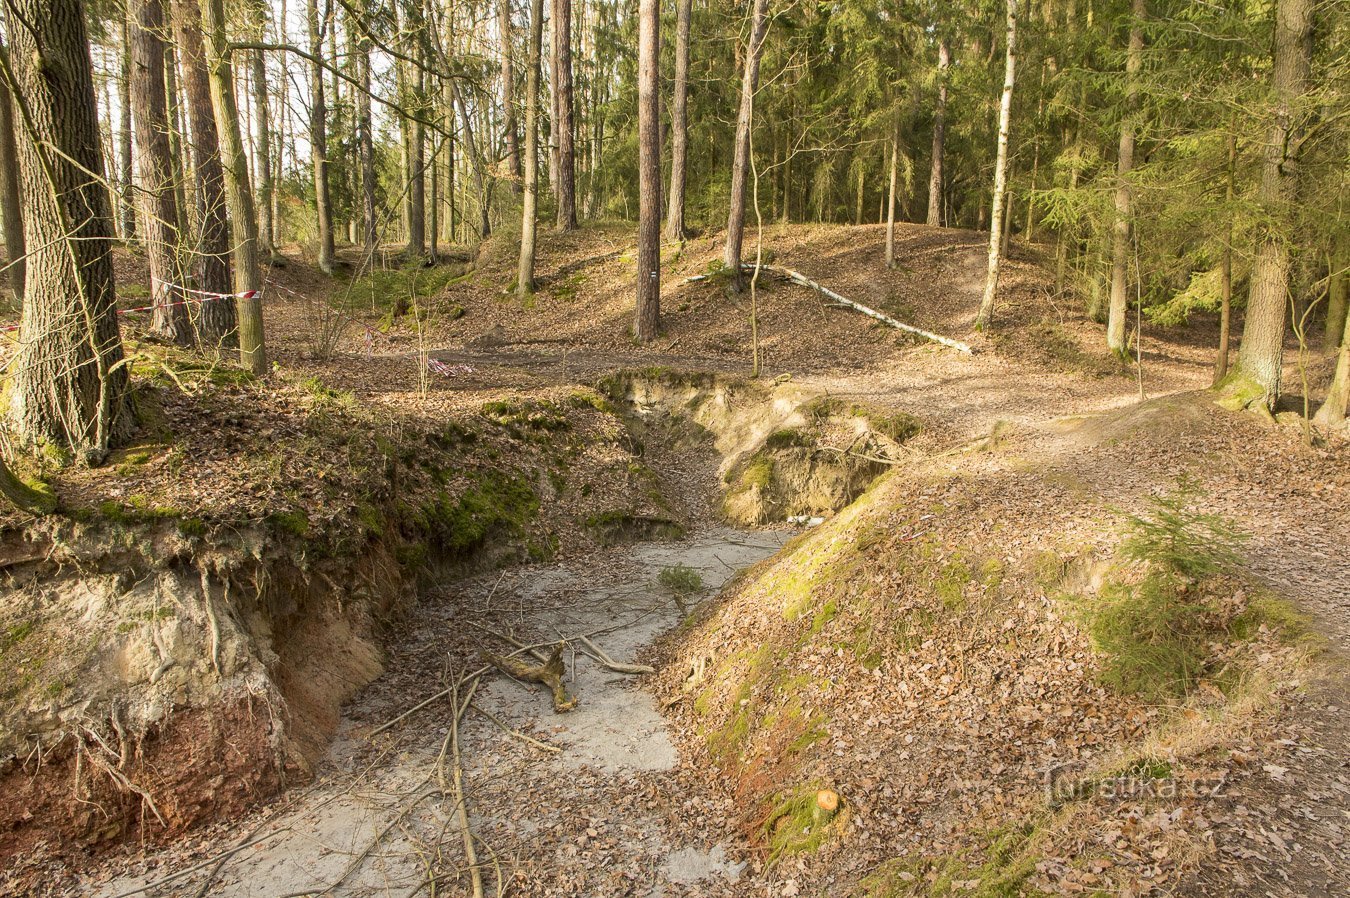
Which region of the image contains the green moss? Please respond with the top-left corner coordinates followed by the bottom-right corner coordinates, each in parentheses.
top-left (860, 823), bottom-right (1042, 898)
top-left (299, 375), bottom-right (355, 407)
top-left (935, 558), bottom-right (973, 611)
top-left (566, 388), bottom-right (616, 414)
top-left (416, 471), bottom-right (540, 556)
top-left (810, 597), bottom-right (839, 634)
top-left (765, 427), bottom-right (813, 450)
top-left (1230, 592), bottom-right (1310, 644)
top-left (584, 510), bottom-right (684, 546)
top-left (268, 509), bottom-right (311, 537)
top-left (356, 502), bottom-right (385, 537)
top-left (177, 517), bottom-right (206, 538)
top-left (851, 405), bottom-right (923, 443)
top-left (480, 398), bottom-right (570, 435)
top-left (762, 783), bottom-right (840, 866)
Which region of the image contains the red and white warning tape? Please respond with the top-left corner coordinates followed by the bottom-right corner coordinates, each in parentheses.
top-left (1, 284), bottom-right (258, 333)
top-left (427, 358), bottom-right (474, 377)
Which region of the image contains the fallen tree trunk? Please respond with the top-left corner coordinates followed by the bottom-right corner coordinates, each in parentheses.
top-left (684, 265), bottom-right (973, 354)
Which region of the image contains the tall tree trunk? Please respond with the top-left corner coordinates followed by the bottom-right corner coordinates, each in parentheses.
top-left (355, 6), bottom-right (377, 254)
top-left (663, 0), bottom-right (691, 242)
top-left (249, 0), bottom-right (278, 261)
top-left (131, 0), bottom-right (191, 345)
top-left (926, 38), bottom-right (949, 228)
top-left (885, 118), bottom-right (899, 269)
top-left (518, 0), bottom-right (544, 298)
top-left (552, 0), bottom-right (577, 229)
top-left (202, 0), bottom-right (267, 372)
top-left (1213, 129), bottom-right (1237, 384)
top-left (499, 0), bottom-right (521, 188)
top-left (723, 0), bottom-right (771, 288)
top-left (308, 0), bottom-right (336, 273)
top-left (5, 0), bottom-right (130, 457)
top-left (1324, 232), bottom-right (1347, 352)
top-left (1235, 0), bottom-right (1312, 409)
top-left (974, 0), bottom-right (1018, 333)
top-left (173, 0), bottom-right (236, 348)
top-left (1316, 292), bottom-right (1350, 428)
top-left (633, 0), bottom-right (660, 341)
top-left (453, 81), bottom-right (491, 239)
top-left (118, 14), bottom-right (137, 242)
top-left (163, 45), bottom-right (190, 242)
top-left (1106, 0), bottom-right (1144, 356)
top-left (0, 41), bottom-right (25, 301)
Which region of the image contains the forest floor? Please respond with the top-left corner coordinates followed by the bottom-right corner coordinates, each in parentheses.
top-left (11, 221), bottom-right (1347, 896)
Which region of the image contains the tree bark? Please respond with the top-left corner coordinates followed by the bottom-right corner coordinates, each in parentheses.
top-left (118, 14), bottom-right (137, 242)
top-left (633, 0), bottom-right (660, 341)
top-left (163, 45), bottom-right (190, 242)
top-left (974, 0), bottom-right (1018, 333)
top-left (926, 38), bottom-right (949, 228)
top-left (354, 3), bottom-right (377, 253)
top-left (1324, 232), bottom-right (1347, 352)
top-left (249, 0), bottom-right (278, 261)
top-left (5, 0), bottom-right (131, 458)
top-left (885, 117), bottom-right (899, 269)
top-left (723, 0), bottom-right (771, 289)
top-left (1315, 292), bottom-right (1350, 428)
top-left (1106, 0), bottom-right (1144, 356)
top-left (453, 81), bottom-right (491, 239)
top-left (173, 0), bottom-right (236, 348)
top-left (0, 38), bottom-right (25, 301)
top-left (499, 0), bottom-right (521, 187)
top-left (663, 0), bottom-right (691, 242)
top-left (308, 0), bottom-right (336, 272)
top-left (202, 0), bottom-right (267, 372)
top-left (518, 0), bottom-right (544, 299)
top-left (131, 0), bottom-right (192, 345)
top-left (1235, 0), bottom-right (1312, 409)
top-left (1213, 129), bottom-right (1237, 384)
top-left (552, 0), bottom-right (577, 229)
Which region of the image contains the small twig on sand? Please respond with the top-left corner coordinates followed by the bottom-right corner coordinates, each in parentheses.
top-left (469, 702), bottom-right (562, 753)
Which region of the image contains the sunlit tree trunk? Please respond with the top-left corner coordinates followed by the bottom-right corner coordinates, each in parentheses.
top-left (131, 0), bottom-right (191, 344)
top-left (885, 117), bottom-right (899, 269)
top-left (1325, 232), bottom-right (1347, 352)
top-left (663, 0), bottom-right (691, 242)
top-left (1213, 130), bottom-right (1237, 384)
top-left (453, 81), bottom-right (491, 239)
top-left (202, 0), bottom-right (267, 372)
top-left (1106, 0), bottom-right (1144, 356)
top-left (249, 0), bottom-right (278, 261)
top-left (499, 0), bottom-right (521, 187)
top-left (308, 0), bottom-right (336, 272)
top-left (0, 38), bottom-right (25, 301)
top-left (118, 14), bottom-right (137, 242)
top-left (974, 0), bottom-right (1018, 333)
top-left (518, 0), bottom-right (544, 299)
top-left (926, 38), bottom-right (948, 228)
top-left (723, 0), bottom-right (771, 289)
top-left (6, 0), bottom-right (130, 458)
top-left (353, 4), bottom-right (376, 253)
top-left (1235, 0), bottom-right (1312, 409)
top-left (633, 0), bottom-right (660, 341)
top-left (552, 0), bottom-right (577, 229)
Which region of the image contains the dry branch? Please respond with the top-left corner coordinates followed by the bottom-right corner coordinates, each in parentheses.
top-left (576, 634), bottom-right (655, 674)
top-left (481, 644), bottom-right (579, 712)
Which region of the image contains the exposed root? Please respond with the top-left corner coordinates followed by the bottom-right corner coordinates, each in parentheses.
top-left (481, 644), bottom-right (579, 713)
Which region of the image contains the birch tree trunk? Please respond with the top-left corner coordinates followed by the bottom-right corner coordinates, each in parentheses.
top-left (6, 0), bottom-right (131, 458)
top-left (885, 118), bottom-right (899, 269)
top-left (131, 0), bottom-right (191, 345)
top-left (663, 0), bottom-right (692, 242)
top-left (723, 0), bottom-right (771, 289)
top-left (308, 0), bottom-right (336, 272)
top-left (974, 0), bottom-right (1018, 333)
top-left (926, 38), bottom-right (949, 228)
top-left (552, 0), bottom-right (577, 229)
top-left (499, 0), bottom-right (521, 187)
top-left (518, 0), bottom-right (544, 299)
top-left (249, 0), bottom-right (278, 261)
top-left (118, 14), bottom-right (137, 242)
top-left (633, 0), bottom-right (660, 341)
top-left (1106, 0), bottom-right (1144, 356)
top-left (1235, 0), bottom-right (1312, 409)
top-left (202, 0), bottom-right (267, 372)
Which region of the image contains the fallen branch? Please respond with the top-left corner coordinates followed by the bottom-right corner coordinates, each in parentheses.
top-left (576, 634), bottom-right (655, 675)
top-left (694, 264), bottom-right (973, 354)
top-left (481, 644), bottom-right (579, 712)
top-left (444, 680), bottom-right (484, 898)
top-left (469, 702), bottom-right (562, 753)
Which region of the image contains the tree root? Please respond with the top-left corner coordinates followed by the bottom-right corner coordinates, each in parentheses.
top-left (481, 644), bottom-right (579, 712)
